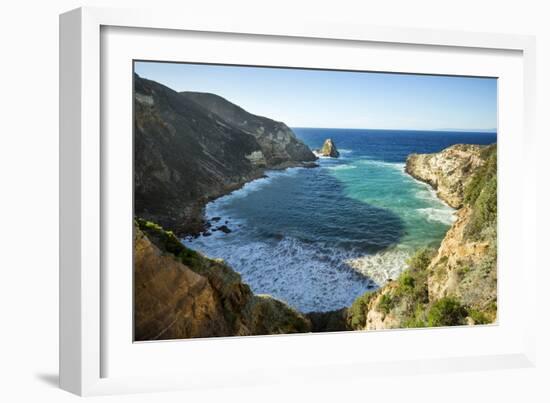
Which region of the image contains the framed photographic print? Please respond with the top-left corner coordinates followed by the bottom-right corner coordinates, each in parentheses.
top-left (60, 7), bottom-right (537, 396)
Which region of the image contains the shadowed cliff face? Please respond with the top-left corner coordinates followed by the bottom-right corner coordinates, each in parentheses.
top-left (134, 75), bottom-right (316, 235)
top-left (134, 219), bottom-right (311, 341)
top-left (180, 91), bottom-right (316, 166)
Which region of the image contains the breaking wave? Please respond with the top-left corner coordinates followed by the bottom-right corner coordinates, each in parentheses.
top-left (185, 232), bottom-right (396, 312)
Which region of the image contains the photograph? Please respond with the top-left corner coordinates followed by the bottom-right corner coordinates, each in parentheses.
top-left (133, 61), bottom-right (497, 341)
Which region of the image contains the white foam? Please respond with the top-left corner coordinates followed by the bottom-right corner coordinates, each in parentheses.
top-left (312, 151), bottom-right (334, 159)
top-left (417, 207), bottom-right (456, 225)
top-left (345, 247), bottom-right (411, 284)
top-left (327, 164), bottom-right (357, 171)
top-left (409, 177), bottom-right (456, 224)
top-left (358, 159), bottom-right (405, 172)
top-left (313, 148), bottom-right (352, 159)
top-left (184, 232), bottom-right (388, 312)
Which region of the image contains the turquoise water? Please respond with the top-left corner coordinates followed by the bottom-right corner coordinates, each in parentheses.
top-left (183, 129), bottom-right (497, 312)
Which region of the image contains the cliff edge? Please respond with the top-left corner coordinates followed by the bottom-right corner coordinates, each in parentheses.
top-left (405, 144), bottom-right (486, 208)
top-left (134, 219), bottom-right (311, 341)
top-left (343, 144), bottom-right (497, 331)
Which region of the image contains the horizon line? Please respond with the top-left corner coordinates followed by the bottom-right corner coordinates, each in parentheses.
top-left (290, 126), bottom-right (498, 134)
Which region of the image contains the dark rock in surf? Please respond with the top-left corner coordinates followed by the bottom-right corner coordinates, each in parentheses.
top-left (216, 225), bottom-right (232, 234)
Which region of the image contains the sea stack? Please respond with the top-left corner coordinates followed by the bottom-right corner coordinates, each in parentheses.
top-left (317, 138), bottom-right (340, 158)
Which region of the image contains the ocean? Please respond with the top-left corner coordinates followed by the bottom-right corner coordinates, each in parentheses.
top-left (183, 128), bottom-right (497, 313)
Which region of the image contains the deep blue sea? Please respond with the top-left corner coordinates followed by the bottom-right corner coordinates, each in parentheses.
top-left (183, 129), bottom-right (497, 312)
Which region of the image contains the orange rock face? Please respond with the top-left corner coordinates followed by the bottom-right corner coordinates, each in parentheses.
top-left (134, 224), bottom-right (311, 341)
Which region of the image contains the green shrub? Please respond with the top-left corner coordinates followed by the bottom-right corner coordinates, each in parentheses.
top-left (378, 293), bottom-right (396, 315)
top-left (399, 272), bottom-right (415, 290)
top-left (468, 309), bottom-right (490, 325)
top-left (348, 291), bottom-right (375, 329)
top-left (406, 247), bottom-right (436, 272)
top-left (464, 145), bottom-right (497, 240)
top-left (395, 248), bottom-right (433, 303)
top-left (400, 303), bottom-right (428, 328)
top-left (427, 297), bottom-right (468, 327)
top-left (136, 217), bottom-right (201, 267)
top-left (464, 145), bottom-right (496, 205)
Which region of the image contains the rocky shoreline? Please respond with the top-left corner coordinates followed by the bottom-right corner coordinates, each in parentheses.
top-left (133, 75), bottom-right (497, 337)
top-left (340, 143), bottom-right (497, 330)
top-left (194, 161), bottom-right (319, 238)
top-left (135, 143), bottom-right (497, 339)
top-left (405, 144), bottom-right (487, 209)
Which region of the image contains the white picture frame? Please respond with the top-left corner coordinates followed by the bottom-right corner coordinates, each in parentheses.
top-left (59, 6), bottom-right (537, 396)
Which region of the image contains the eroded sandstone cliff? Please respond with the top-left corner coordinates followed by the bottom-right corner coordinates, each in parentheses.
top-left (342, 143), bottom-right (497, 331)
top-left (405, 144), bottom-right (486, 208)
top-left (134, 219), bottom-right (311, 341)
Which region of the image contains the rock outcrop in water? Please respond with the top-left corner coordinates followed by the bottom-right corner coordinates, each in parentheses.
top-left (134, 74), bottom-right (317, 236)
top-left (315, 138), bottom-right (340, 158)
top-left (325, 143), bottom-right (497, 332)
top-left (134, 219), bottom-right (311, 340)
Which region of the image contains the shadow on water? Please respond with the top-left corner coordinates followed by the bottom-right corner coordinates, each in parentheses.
top-left (227, 166), bottom-right (407, 255)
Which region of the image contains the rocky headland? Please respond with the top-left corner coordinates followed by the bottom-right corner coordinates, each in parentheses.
top-left (134, 74), bottom-right (317, 236)
top-left (340, 143), bottom-right (497, 330)
top-left (405, 144), bottom-right (487, 208)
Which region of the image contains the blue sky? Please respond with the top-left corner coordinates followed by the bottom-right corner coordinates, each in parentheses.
top-left (134, 61), bottom-right (497, 131)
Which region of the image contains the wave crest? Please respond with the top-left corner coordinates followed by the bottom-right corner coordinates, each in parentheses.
top-left (185, 233), bottom-right (388, 313)
top-left (345, 248), bottom-right (411, 284)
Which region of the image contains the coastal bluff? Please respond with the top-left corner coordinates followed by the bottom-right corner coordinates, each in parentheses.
top-left (134, 219), bottom-right (311, 341)
top-left (344, 143), bottom-right (497, 330)
top-left (134, 74), bottom-right (317, 236)
top-left (405, 144), bottom-right (486, 208)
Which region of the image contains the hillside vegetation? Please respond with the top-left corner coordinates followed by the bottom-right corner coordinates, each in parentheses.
top-left (345, 144), bottom-right (497, 330)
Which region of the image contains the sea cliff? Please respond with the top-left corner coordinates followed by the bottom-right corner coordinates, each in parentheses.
top-left (134, 219), bottom-right (310, 341)
top-left (134, 74), bottom-right (316, 236)
top-left (405, 144), bottom-right (487, 208)
top-left (344, 144), bottom-right (497, 330)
